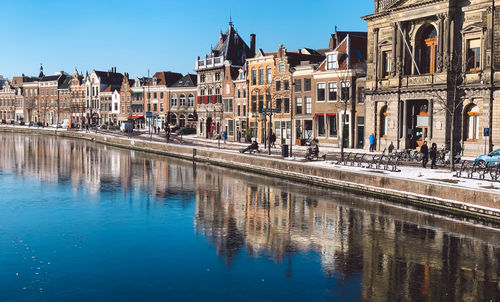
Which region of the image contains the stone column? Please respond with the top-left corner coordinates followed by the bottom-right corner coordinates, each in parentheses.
top-left (403, 100), bottom-right (408, 147)
top-left (444, 14), bottom-right (450, 70)
top-left (392, 23), bottom-right (397, 77)
top-left (438, 14), bottom-right (445, 73)
top-left (396, 22), bottom-right (403, 75)
top-left (374, 28), bottom-right (380, 83)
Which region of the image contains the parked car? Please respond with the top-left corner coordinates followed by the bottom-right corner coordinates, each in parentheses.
top-left (475, 149), bottom-right (500, 168)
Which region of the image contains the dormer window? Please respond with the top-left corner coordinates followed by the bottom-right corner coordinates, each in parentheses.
top-left (153, 78), bottom-right (157, 85)
top-left (327, 53), bottom-right (338, 70)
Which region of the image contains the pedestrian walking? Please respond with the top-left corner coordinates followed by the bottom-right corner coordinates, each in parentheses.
top-left (388, 141), bottom-right (394, 154)
top-left (369, 133), bottom-right (376, 152)
top-left (222, 131), bottom-right (227, 144)
top-left (237, 130), bottom-right (241, 142)
top-left (430, 143), bottom-right (437, 169)
top-left (270, 133), bottom-right (276, 148)
top-left (421, 140), bottom-right (429, 168)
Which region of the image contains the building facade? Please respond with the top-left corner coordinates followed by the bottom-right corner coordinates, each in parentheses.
top-left (196, 21), bottom-right (255, 138)
top-left (363, 0), bottom-right (500, 155)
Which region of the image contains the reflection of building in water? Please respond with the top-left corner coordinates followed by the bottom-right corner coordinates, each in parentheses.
top-left (0, 133), bottom-right (195, 202)
top-left (194, 166), bottom-right (499, 301)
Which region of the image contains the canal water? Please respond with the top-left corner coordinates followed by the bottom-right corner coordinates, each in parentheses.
top-left (0, 133), bottom-right (498, 302)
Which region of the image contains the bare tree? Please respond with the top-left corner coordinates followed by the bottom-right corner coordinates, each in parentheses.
top-left (431, 52), bottom-right (476, 171)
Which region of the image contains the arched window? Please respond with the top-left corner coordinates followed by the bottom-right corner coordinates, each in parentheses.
top-left (464, 104), bottom-right (479, 140)
top-left (170, 94), bottom-right (177, 108)
top-left (179, 94), bottom-right (186, 107)
top-left (188, 94), bottom-right (194, 107)
top-left (170, 114), bottom-right (177, 125)
top-left (418, 25), bottom-right (438, 74)
top-left (380, 105), bottom-right (388, 137)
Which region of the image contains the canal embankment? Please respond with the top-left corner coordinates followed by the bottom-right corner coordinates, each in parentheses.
top-left (2, 126), bottom-right (499, 225)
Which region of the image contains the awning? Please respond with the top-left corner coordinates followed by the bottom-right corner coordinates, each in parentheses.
top-left (128, 116), bottom-right (144, 119)
top-left (315, 113), bottom-right (324, 117)
top-left (327, 113), bottom-right (337, 116)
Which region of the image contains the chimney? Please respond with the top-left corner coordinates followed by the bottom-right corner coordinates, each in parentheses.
top-left (250, 34), bottom-right (256, 57)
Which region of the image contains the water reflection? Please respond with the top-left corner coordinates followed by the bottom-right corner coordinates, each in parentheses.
top-left (0, 133), bottom-right (498, 301)
top-left (194, 167), bottom-right (500, 301)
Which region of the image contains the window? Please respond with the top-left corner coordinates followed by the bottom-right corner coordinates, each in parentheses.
top-left (276, 99), bottom-right (282, 113)
top-left (215, 88), bottom-right (220, 95)
top-left (147, 92), bottom-right (151, 99)
top-left (467, 39), bottom-right (481, 71)
top-left (327, 53), bottom-right (337, 70)
top-left (188, 94), bottom-right (194, 107)
top-left (237, 105), bottom-right (240, 116)
top-left (341, 82), bottom-right (350, 101)
top-left (259, 69), bottom-right (264, 85)
top-left (200, 74), bottom-right (206, 83)
top-left (179, 94), bottom-right (186, 107)
top-left (243, 105), bottom-right (246, 116)
top-left (251, 96), bottom-right (257, 113)
top-left (329, 115), bottom-right (337, 137)
top-left (418, 25), bottom-right (438, 74)
top-left (296, 97), bottom-right (302, 114)
top-left (328, 82), bottom-right (337, 101)
top-left (295, 79), bottom-right (302, 92)
top-left (215, 72), bottom-right (221, 81)
top-left (317, 115), bottom-right (325, 137)
top-left (237, 89), bottom-right (241, 98)
top-left (208, 88), bottom-right (213, 95)
top-left (382, 51), bottom-right (392, 78)
top-left (276, 81), bottom-right (281, 91)
top-left (357, 87), bottom-right (365, 104)
top-left (284, 98), bottom-right (290, 113)
top-left (170, 94), bottom-right (177, 107)
top-left (464, 104), bottom-right (479, 140)
top-left (153, 92), bottom-right (157, 99)
top-left (114, 103), bottom-right (118, 111)
top-left (243, 89), bottom-right (246, 98)
top-left (258, 95), bottom-right (264, 112)
top-left (153, 103), bottom-right (157, 111)
top-left (380, 106), bottom-right (388, 137)
top-left (225, 84), bottom-right (230, 94)
top-left (252, 69), bottom-right (257, 85)
top-left (317, 83), bottom-right (326, 101)
top-left (266, 94), bottom-right (271, 108)
top-left (228, 120), bottom-right (234, 136)
top-left (279, 62), bottom-right (285, 73)
top-left (160, 103), bottom-right (164, 112)
top-left (284, 80), bottom-right (289, 91)
top-left (266, 68), bottom-right (272, 84)
top-left (224, 99), bottom-right (233, 112)
top-left (304, 78), bottom-right (311, 91)
top-left (305, 97), bottom-right (312, 114)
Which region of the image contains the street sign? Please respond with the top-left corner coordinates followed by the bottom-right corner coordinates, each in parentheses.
top-left (262, 108), bottom-right (279, 113)
top-left (146, 111), bottom-right (153, 118)
top-left (484, 128), bottom-right (490, 137)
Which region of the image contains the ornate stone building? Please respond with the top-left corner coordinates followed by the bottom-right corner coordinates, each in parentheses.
top-left (195, 21), bottom-right (255, 138)
top-left (363, 0), bottom-right (500, 155)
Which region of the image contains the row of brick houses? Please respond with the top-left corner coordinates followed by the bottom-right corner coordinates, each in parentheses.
top-left (4, 0), bottom-right (500, 156)
top-left (195, 21), bottom-right (368, 150)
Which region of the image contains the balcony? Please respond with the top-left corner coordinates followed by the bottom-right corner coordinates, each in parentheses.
top-left (196, 56), bottom-right (224, 71)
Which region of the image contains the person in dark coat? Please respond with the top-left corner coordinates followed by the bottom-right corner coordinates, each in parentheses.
top-left (270, 133), bottom-right (276, 148)
top-left (421, 140), bottom-right (429, 168)
top-left (430, 142), bottom-right (438, 169)
top-left (240, 140), bottom-right (258, 153)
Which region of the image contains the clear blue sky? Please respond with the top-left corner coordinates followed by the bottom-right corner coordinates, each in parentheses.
top-left (0, 0), bottom-right (373, 79)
